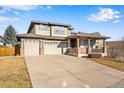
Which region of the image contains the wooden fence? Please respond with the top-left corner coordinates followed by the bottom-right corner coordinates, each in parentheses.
top-left (107, 47), bottom-right (124, 58)
top-left (0, 47), bottom-right (20, 56)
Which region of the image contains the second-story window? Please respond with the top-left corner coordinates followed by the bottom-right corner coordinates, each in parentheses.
top-left (38, 25), bottom-right (49, 31)
top-left (54, 26), bottom-right (65, 35)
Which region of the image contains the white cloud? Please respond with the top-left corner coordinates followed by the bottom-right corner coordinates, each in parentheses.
top-left (1, 5), bottom-right (39, 11)
top-left (0, 8), bottom-right (19, 15)
top-left (0, 5), bottom-right (53, 14)
top-left (88, 8), bottom-right (121, 22)
top-left (0, 5), bottom-right (39, 15)
top-left (0, 16), bottom-right (20, 23)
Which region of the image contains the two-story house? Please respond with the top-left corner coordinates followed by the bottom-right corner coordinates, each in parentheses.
top-left (17, 20), bottom-right (110, 57)
top-left (17, 21), bottom-right (73, 56)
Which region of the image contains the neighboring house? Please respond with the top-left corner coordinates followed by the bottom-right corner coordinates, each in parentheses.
top-left (17, 20), bottom-right (110, 57)
top-left (0, 36), bottom-right (12, 47)
top-left (0, 36), bottom-right (4, 46)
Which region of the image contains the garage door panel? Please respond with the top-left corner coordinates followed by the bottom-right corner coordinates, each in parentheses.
top-left (24, 39), bottom-right (39, 56)
top-left (43, 42), bottom-right (67, 55)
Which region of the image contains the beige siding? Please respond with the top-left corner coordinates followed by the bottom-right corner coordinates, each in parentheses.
top-left (95, 40), bottom-right (103, 48)
top-left (30, 26), bottom-right (35, 34)
top-left (68, 30), bottom-right (71, 35)
top-left (30, 24), bottom-right (70, 37)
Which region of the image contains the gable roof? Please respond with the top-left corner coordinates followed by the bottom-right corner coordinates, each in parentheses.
top-left (27, 20), bottom-right (72, 33)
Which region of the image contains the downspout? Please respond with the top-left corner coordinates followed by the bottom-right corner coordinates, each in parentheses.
top-left (50, 25), bottom-right (52, 36)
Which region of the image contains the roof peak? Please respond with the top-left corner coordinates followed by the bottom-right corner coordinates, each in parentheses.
top-left (31, 20), bottom-right (71, 27)
top-left (28, 20), bottom-right (72, 33)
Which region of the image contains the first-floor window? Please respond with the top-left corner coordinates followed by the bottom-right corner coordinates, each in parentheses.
top-left (80, 39), bottom-right (96, 47)
top-left (81, 40), bottom-right (88, 47)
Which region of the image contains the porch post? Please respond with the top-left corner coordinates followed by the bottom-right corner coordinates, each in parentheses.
top-left (88, 38), bottom-right (91, 54)
top-left (103, 39), bottom-right (107, 56)
top-left (68, 39), bottom-right (71, 48)
top-left (77, 37), bottom-right (80, 57)
top-left (20, 39), bottom-right (24, 56)
top-left (40, 40), bottom-right (44, 55)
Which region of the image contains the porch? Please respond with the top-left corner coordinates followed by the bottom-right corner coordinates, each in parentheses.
top-left (67, 47), bottom-right (104, 57)
top-left (66, 32), bottom-right (110, 57)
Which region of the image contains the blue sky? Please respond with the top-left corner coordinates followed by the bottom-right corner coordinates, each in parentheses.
top-left (0, 5), bottom-right (124, 41)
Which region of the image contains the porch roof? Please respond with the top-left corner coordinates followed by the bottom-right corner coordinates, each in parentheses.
top-left (67, 32), bottom-right (110, 40)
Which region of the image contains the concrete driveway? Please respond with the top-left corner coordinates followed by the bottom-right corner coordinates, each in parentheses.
top-left (25, 55), bottom-right (124, 88)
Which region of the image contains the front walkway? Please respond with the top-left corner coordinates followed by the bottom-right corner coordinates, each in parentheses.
top-left (25, 55), bottom-right (124, 88)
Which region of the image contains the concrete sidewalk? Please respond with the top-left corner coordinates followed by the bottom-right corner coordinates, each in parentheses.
top-left (25, 55), bottom-right (124, 88)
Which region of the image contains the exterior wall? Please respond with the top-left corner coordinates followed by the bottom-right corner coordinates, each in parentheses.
top-left (95, 40), bottom-right (103, 48)
top-left (20, 39), bottom-right (24, 56)
top-left (79, 47), bottom-right (88, 54)
top-left (78, 47), bottom-right (89, 57)
top-left (67, 30), bottom-right (71, 35)
top-left (30, 24), bottom-right (70, 37)
top-left (31, 26), bottom-right (35, 34)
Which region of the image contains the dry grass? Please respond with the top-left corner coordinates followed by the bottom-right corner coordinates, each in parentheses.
top-left (90, 57), bottom-right (124, 72)
top-left (0, 57), bottom-right (32, 88)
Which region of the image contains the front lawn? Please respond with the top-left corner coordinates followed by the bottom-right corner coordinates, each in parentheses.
top-left (89, 57), bottom-right (124, 72)
top-left (0, 57), bottom-right (32, 88)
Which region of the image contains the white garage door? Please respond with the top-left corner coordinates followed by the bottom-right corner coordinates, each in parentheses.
top-left (24, 39), bottom-right (39, 56)
top-left (44, 42), bottom-right (63, 55)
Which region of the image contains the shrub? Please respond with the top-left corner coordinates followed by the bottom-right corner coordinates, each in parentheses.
top-left (88, 53), bottom-right (102, 58)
